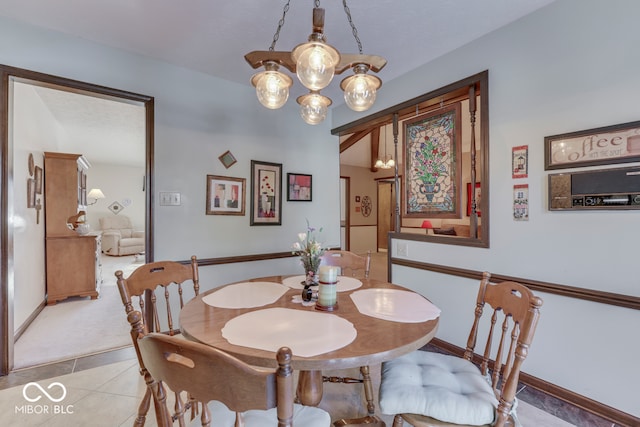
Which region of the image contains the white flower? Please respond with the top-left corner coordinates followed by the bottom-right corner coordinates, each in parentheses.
top-left (298, 232), bottom-right (307, 242)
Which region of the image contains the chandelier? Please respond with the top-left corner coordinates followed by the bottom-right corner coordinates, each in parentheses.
top-left (374, 125), bottom-right (395, 169)
top-left (244, 0), bottom-right (387, 125)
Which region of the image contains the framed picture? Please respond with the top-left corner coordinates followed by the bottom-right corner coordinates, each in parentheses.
top-left (34, 166), bottom-right (43, 194)
top-left (512, 145), bottom-right (528, 179)
top-left (27, 178), bottom-right (36, 208)
top-left (206, 175), bottom-right (246, 215)
top-left (287, 173), bottom-right (312, 201)
top-left (466, 182), bottom-right (482, 217)
top-left (544, 120), bottom-right (640, 170)
top-left (250, 160), bottom-right (282, 225)
top-left (513, 184), bottom-right (529, 221)
top-left (218, 150), bottom-right (237, 169)
top-left (403, 103), bottom-right (462, 218)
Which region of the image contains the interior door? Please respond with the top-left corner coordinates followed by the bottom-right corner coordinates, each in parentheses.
top-left (377, 181), bottom-right (395, 250)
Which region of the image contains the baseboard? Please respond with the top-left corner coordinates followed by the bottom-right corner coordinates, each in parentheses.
top-left (13, 299), bottom-right (46, 342)
top-left (430, 338), bottom-right (639, 427)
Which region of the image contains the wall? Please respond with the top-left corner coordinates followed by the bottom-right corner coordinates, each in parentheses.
top-left (11, 84), bottom-right (57, 332)
top-left (1, 16), bottom-right (341, 347)
top-left (86, 162), bottom-right (145, 233)
top-left (334, 0), bottom-right (640, 417)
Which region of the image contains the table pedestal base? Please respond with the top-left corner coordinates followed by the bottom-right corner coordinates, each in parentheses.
top-left (333, 415), bottom-right (386, 427)
top-left (296, 370), bottom-right (324, 406)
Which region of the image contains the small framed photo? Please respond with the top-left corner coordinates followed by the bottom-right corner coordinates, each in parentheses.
top-left (250, 160), bottom-right (282, 226)
top-left (512, 145), bottom-right (528, 179)
top-left (206, 175), bottom-right (246, 216)
top-left (287, 173), bottom-right (312, 201)
top-left (34, 166), bottom-right (43, 194)
top-left (355, 196), bottom-right (361, 202)
top-left (218, 150), bottom-right (237, 169)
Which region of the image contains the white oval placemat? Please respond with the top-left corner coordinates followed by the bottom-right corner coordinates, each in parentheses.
top-left (281, 275), bottom-right (362, 292)
top-left (222, 307), bottom-right (357, 357)
top-left (350, 288), bottom-right (441, 323)
top-left (202, 282), bottom-right (288, 309)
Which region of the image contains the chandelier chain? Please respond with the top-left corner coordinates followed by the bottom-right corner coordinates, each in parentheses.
top-left (342, 0), bottom-right (363, 54)
top-left (269, 0), bottom-right (291, 51)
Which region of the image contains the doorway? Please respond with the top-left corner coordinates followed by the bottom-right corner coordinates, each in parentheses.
top-left (377, 180), bottom-right (395, 251)
top-left (1, 65), bottom-right (154, 374)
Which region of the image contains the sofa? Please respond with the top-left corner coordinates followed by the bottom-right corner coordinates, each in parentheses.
top-left (99, 215), bottom-right (145, 256)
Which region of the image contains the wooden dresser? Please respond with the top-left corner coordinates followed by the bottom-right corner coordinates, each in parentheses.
top-left (44, 152), bottom-right (101, 305)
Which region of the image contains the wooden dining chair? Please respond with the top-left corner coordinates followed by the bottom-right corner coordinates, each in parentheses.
top-left (379, 272), bottom-right (543, 427)
top-left (321, 250), bottom-right (371, 278)
top-left (115, 256), bottom-right (200, 427)
top-left (137, 331), bottom-right (332, 427)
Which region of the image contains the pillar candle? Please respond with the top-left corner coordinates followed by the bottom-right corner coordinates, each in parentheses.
top-left (319, 265), bottom-right (338, 284)
top-left (318, 282), bottom-right (337, 307)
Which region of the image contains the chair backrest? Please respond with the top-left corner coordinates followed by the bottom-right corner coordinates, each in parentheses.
top-left (321, 250), bottom-right (371, 278)
top-left (115, 256), bottom-right (200, 335)
top-left (138, 332), bottom-right (296, 427)
top-left (464, 272), bottom-right (543, 424)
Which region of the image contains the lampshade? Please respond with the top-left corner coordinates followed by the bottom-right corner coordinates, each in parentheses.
top-left (297, 92), bottom-right (332, 125)
top-left (251, 62), bottom-right (293, 109)
top-left (87, 188), bottom-right (105, 200)
top-left (340, 64), bottom-right (382, 112)
top-left (87, 188), bottom-right (105, 206)
top-left (421, 220), bottom-right (433, 229)
top-left (292, 41), bottom-right (340, 91)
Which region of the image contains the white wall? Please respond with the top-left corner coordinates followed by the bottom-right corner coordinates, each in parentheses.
top-left (11, 84), bottom-right (58, 332)
top-left (334, 0), bottom-right (640, 417)
top-left (86, 162), bottom-right (145, 233)
top-left (1, 13), bottom-right (341, 314)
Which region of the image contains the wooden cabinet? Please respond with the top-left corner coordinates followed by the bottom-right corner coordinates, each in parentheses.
top-left (44, 152), bottom-right (100, 305)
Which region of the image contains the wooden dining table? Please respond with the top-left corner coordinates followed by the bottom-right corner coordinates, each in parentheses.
top-left (179, 275), bottom-right (440, 414)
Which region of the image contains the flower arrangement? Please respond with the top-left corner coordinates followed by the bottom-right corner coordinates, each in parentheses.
top-left (292, 220), bottom-right (326, 283)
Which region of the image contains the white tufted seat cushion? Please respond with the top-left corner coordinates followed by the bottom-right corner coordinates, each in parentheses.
top-left (379, 351), bottom-right (498, 426)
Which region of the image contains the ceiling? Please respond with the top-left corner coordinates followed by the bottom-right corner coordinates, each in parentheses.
top-left (1, 0), bottom-right (555, 166)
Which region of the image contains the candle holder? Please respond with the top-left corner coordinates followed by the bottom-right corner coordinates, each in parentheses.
top-left (316, 266), bottom-right (338, 311)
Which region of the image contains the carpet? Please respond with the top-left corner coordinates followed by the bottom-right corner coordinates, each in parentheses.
top-left (13, 256), bottom-right (136, 370)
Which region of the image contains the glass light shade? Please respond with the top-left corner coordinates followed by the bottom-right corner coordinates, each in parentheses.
top-left (297, 93), bottom-right (332, 125)
top-left (292, 41), bottom-right (340, 91)
top-left (340, 70), bottom-right (382, 112)
top-left (251, 68), bottom-right (293, 109)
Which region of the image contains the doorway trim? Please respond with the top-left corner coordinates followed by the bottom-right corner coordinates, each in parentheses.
top-left (0, 64), bottom-right (155, 375)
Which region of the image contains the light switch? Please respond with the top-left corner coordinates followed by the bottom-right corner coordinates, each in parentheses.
top-left (160, 192), bottom-right (181, 206)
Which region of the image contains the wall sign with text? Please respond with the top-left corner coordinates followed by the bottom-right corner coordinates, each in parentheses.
top-left (544, 120), bottom-right (640, 170)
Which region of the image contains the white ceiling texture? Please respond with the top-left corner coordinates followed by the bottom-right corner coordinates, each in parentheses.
top-left (0, 0), bottom-right (555, 167)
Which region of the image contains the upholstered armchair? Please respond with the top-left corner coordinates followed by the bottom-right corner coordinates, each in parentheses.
top-left (99, 215), bottom-right (145, 256)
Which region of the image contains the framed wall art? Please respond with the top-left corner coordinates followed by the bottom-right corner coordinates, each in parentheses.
top-left (287, 173), bottom-right (312, 201)
top-left (218, 150), bottom-right (237, 169)
top-left (206, 175), bottom-right (246, 215)
top-left (34, 166), bottom-right (43, 194)
top-left (544, 120), bottom-right (640, 170)
top-left (512, 145), bottom-right (528, 178)
top-left (403, 103), bottom-right (462, 218)
top-left (27, 178), bottom-right (36, 208)
top-left (250, 160), bottom-right (282, 225)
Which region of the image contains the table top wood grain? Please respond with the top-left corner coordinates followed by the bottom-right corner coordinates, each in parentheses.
top-left (180, 276), bottom-right (439, 371)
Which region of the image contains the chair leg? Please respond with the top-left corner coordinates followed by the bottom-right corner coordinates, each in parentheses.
top-left (360, 365), bottom-right (376, 415)
top-left (392, 414), bottom-right (404, 427)
top-left (133, 387), bottom-right (151, 427)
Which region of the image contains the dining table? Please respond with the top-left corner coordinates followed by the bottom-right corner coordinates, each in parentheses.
top-left (179, 274), bottom-right (440, 418)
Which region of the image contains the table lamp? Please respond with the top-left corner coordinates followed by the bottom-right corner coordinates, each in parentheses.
top-left (421, 220), bottom-right (434, 235)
